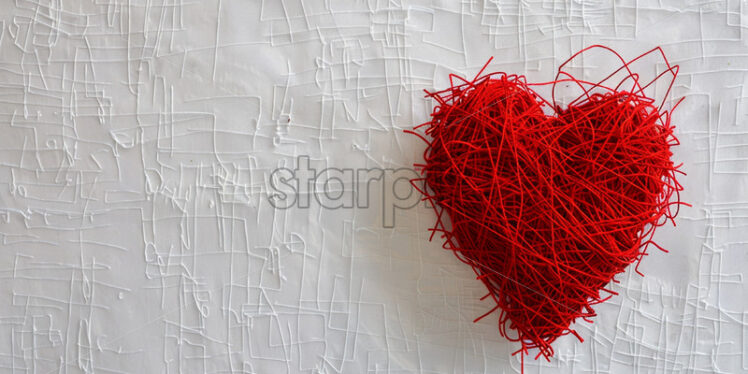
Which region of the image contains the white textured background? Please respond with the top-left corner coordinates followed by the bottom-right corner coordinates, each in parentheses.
top-left (0, 1), bottom-right (744, 373)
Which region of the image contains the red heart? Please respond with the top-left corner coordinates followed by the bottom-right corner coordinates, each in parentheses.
top-left (409, 46), bottom-right (686, 360)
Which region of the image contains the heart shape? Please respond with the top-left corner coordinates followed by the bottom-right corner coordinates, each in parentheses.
top-left (409, 46), bottom-right (686, 359)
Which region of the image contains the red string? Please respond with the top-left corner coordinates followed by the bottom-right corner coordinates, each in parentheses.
top-left (408, 46), bottom-right (688, 365)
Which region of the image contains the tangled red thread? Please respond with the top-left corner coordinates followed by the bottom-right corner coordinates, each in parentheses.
top-left (408, 46), bottom-right (688, 364)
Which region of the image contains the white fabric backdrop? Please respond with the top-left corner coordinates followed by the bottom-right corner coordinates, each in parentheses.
top-left (0, 1), bottom-right (743, 373)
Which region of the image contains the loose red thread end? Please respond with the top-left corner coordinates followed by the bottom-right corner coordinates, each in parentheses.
top-left (408, 46), bottom-right (687, 364)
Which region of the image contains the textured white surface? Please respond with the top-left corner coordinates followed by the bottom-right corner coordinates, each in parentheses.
top-left (0, 1), bottom-right (745, 373)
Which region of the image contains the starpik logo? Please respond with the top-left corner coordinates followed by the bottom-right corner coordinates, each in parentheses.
top-left (268, 156), bottom-right (423, 228)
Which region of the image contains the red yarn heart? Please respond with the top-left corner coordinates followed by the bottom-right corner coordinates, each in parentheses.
top-left (408, 46), bottom-right (687, 361)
